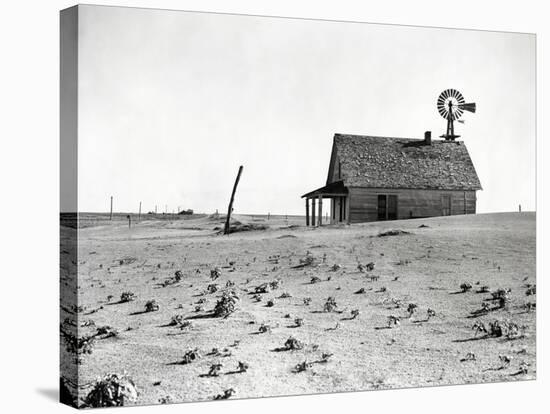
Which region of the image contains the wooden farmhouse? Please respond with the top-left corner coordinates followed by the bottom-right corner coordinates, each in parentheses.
top-left (302, 131), bottom-right (482, 225)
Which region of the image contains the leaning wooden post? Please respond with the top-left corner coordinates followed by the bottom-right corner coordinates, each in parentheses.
top-left (305, 198), bottom-right (310, 226)
top-left (224, 165), bottom-right (244, 235)
top-left (138, 201), bottom-right (142, 222)
top-left (110, 196), bottom-right (113, 220)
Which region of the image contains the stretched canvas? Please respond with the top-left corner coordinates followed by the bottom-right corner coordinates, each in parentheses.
top-left (60, 4), bottom-right (536, 408)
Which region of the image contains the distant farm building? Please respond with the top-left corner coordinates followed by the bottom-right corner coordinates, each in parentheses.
top-left (302, 132), bottom-right (482, 225)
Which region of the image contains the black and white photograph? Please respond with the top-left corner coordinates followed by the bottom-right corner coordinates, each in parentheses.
top-left (57, 4), bottom-right (539, 409)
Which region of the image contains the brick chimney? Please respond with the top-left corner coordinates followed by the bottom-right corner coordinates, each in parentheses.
top-left (424, 131), bottom-right (432, 145)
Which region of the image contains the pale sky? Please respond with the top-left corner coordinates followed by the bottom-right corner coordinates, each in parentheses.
top-left (75, 5), bottom-right (536, 215)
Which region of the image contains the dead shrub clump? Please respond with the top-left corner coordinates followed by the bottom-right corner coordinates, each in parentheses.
top-left (82, 373), bottom-right (138, 408)
top-left (460, 283), bottom-right (473, 293)
top-left (387, 315), bottom-right (400, 328)
top-left (96, 326), bottom-right (118, 338)
top-left (169, 314), bottom-right (184, 326)
top-left (213, 291), bottom-right (239, 318)
top-left (293, 360), bottom-right (312, 373)
top-left (213, 388), bottom-right (235, 400)
top-left (323, 297), bottom-right (338, 313)
top-left (120, 292), bottom-right (136, 303)
top-left (144, 300), bottom-right (159, 313)
top-left (258, 324), bottom-right (271, 333)
top-left (269, 279), bottom-right (281, 290)
top-left (284, 336), bottom-right (304, 350)
top-left (255, 283), bottom-right (270, 294)
top-left (407, 303), bottom-right (417, 318)
top-left (180, 348), bottom-right (201, 364)
top-left (237, 361), bottom-right (249, 373)
top-left (210, 267), bottom-right (222, 280)
top-left (207, 363), bottom-right (223, 377)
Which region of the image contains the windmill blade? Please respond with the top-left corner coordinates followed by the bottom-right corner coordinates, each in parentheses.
top-left (458, 102), bottom-right (476, 113)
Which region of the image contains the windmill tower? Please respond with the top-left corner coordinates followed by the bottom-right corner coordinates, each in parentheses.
top-left (437, 89), bottom-right (476, 140)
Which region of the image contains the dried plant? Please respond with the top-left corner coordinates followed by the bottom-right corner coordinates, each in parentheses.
top-left (303, 297), bottom-right (312, 306)
top-left (120, 291), bottom-right (136, 303)
top-left (293, 360), bottom-right (312, 373)
top-left (407, 303), bottom-right (417, 318)
top-left (269, 279), bottom-right (281, 290)
top-left (96, 326), bottom-right (118, 338)
top-left (460, 352), bottom-right (476, 362)
top-left (144, 300), bottom-right (159, 312)
top-left (258, 324), bottom-right (271, 333)
top-left (82, 373), bottom-right (138, 408)
top-left (207, 284), bottom-right (219, 294)
top-left (207, 363), bottom-right (223, 377)
top-left (387, 315), bottom-right (400, 328)
top-left (323, 297), bottom-right (338, 313)
top-left (460, 283), bottom-right (473, 293)
top-left (237, 361), bottom-right (249, 373)
top-left (284, 336), bottom-right (304, 350)
top-left (210, 267), bottom-right (221, 280)
top-left (181, 348), bottom-right (201, 364)
top-left (213, 291), bottom-right (239, 318)
top-left (310, 276), bottom-right (321, 284)
top-left (213, 388), bottom-right (235, 400)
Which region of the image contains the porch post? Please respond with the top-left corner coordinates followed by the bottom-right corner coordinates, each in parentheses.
top-left (318, 195), bottom-right (323, 226)
top-left (312, 198), bottom-right (316, 227)
top-left (305, 198), bottom-right (310, 226)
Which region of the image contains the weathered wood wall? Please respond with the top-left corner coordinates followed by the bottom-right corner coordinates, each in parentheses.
top-left (347, 187), bottom-right (476, 223)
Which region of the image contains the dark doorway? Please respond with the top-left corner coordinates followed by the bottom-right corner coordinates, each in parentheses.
top-left (377, 195), bottom-right (387, 220)
top-left (388, 195), bottom-right (398, 220)
top-left (378, 194), bottom-right (398, 220)
top-left (442, 194), bottom-right (451, 216)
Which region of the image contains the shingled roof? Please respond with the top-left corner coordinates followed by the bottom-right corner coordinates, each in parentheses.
top-left (328, 134), bottom-right (482, 191)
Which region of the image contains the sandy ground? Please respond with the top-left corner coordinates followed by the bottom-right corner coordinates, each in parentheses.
top-left (60, 212), bottom-right (536, 406)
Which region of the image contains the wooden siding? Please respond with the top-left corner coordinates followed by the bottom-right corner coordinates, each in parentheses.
top-left (348, 187), bottom-right (476, 223)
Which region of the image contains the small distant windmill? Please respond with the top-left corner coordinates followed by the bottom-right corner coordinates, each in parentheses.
top-left (437, 89), bottom-right (476, 140)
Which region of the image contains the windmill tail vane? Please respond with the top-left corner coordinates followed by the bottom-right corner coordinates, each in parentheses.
top-left (437, 88), bottom-right (476, 141)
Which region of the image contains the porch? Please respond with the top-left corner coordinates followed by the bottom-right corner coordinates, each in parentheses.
top-left (301, 181), bottom-right (349, 226)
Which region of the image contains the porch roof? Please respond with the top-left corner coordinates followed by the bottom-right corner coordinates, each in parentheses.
top-left (301, 180), bottom-right (348, 199)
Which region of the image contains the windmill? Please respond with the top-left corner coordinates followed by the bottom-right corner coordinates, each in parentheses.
top-left (437, 89), bottom-right (476, 140)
